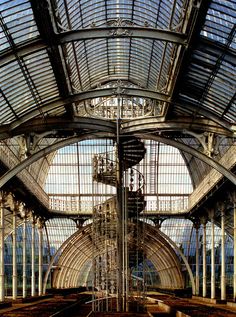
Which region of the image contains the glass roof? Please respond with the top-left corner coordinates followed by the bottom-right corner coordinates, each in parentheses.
top-left (0, 0), bottom-right (235, 132)
top-left (0, 0), bottom-right (39, 50)
top-left (201, 0), bottom-right (235, 47)
top-left (177, 0), bottom-right (236, 123)
top-left (0, 49), bottom-right (59, 124)
top-left (56, 0), bottom-right (183, 29)
top-left (56, 0), bottom-right (184, 93)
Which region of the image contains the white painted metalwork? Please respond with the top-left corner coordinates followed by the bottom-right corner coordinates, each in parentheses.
top-left (221, 210), bottom-right (226, 300)
top-left (202, 220), bottom-right (207, 298)
top-left (211, 216), bottom-right (215, 299)
top-left (195, 224), bottom-right (200, 296)
top-left (12, 206), bottom-right (17, 300)
top-left (22, 215), bottom-right (27, 298)
top-left (37, 219), bottom-right (43, 296)
top-left (31, 220), bottom-right (36, 297)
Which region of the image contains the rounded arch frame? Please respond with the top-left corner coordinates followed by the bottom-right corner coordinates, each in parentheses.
top-left (43, 223), bottom-right (194, 293)
top-left (0, 132), bottom-right (235, 189)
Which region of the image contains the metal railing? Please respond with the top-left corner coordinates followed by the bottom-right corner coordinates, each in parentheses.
top-left (49, 196), bottom-right (189, 214)
top-left (49, 197), bottom-right (95, 214)
top-left (145, 196), bottom-right (189, 214)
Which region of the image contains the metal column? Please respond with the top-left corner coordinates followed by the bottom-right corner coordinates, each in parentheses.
top-left (31, 219), bottom-right (36, 297)
top-left (0, 193), bottom-right (5, 302)
top-left (234, 201), bottom-right (236, 302)
top-left (195, 223), bottom-right (200, 296)
top-left (116, 95), bottom-right (124, 312)
top-left (221, 210), bottom-right (226, 300)
top-left (38, 219), bottom-right (43, 296)
top-left (202, 220), bottom-right (207, 298)
top-left (12, 207), bottom-right (17, 300)
top-left (22, 215), bottom-right (27, 298)
top-left (211, 215), bottom-right (215, 299)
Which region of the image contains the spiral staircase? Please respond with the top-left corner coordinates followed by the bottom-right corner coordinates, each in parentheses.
top-left (92, 136), bottom-right (147, 311)
top-left (93, 136), bottom-right (146, 219)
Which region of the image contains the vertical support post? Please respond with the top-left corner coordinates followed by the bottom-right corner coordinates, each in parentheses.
top-left (116, 94), bottom-right (124, 312)
top-left (234, 200), bottom-right (236, 302)
top-left (12, 204), bottom-right (18, 300)
top-left (0, 192), bottom-right (5, 302)
top-left (31, 217), bottom-right (36, 297)
top-left (124, 187), bottom-right (129, 313)
top-left (22, 212), bottom-right (27, 298)
top-left (210, 212), bottom-right (215, 299)
top-left (201, 217), bottom-right (207, 298)
top-left (37, 218), bottom-right (43, 296)
top-left (221, 209), bottom-right (226, 301)
top-left (194, 221), bottom-right (200, 296)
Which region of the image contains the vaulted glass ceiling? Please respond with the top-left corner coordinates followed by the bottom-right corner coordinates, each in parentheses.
top-left (175, 0), bottom-right (235, 123)
top-left (0, 0), bottom-right (235, 133)
top-left (0, 0), bottom-right (235, 217)
top-left (55, 0), bottom-right (185, 92)
top-left (0, 2), bottom-right (235, 279)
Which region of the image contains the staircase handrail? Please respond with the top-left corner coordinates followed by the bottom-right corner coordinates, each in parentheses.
top-left (128, 166), bottom-right (145, 194)
top-left (93, 154), bottom-right (116, 178)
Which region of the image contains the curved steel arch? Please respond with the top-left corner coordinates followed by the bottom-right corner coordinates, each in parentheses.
top-left (9, 87), bottom-right (169, 130)
top-left (156, 228), bottom-right (196, 295)
top-left (0, 28), bottom-right (186, 68)
top-left (136, 133), bottom-right (236, 186)
top-left (1, 117), bottom-right (232, 141)
top-left (43, 223), bottom-right (189, 293)
top-left (59, 228), bottom-right (183, 289)
top-left (0, 132), bottom-right (114, 189)
top-left (122, 117), bottom-right (233, 136)
top-left (58, 27), bottom-right (187, 44)
top-left (11, 117), bottom-right (116, 139)
top-left (0, 132), bottom-right (235, 191)
top-left (42, 225), bottom-right (92, 293)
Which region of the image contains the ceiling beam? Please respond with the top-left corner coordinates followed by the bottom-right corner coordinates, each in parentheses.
top-left (198, 36), bottom-right (236, 66)
top-left (122, 117), bottom-right (234, 136)
top-left (0, 26), bottom-right (187, 68)
top-left (173, 101), bottom-right (234, 132)
top-left (171, 0), bottom-right (211, 102)
top-left (9, 87), bottom-right (170, 130)
top-left (2, 82), bottom-right (234, 134)
top-left (73, 86), bottom-right (169, 101)
top-left (0, 87), bottom-right (233, 136)
top-left (57, 27), bottom-right (187, 45)
top-left (1, 116), bottom-right (232, 140)
top-left (10, 117), bottom-right (116, 138)
top-left (29, 0), bottom-right (74, 117)
top-left (0, 131), bottom-right (236, 193)
top-left (1, 116), bottom-right (233, 141)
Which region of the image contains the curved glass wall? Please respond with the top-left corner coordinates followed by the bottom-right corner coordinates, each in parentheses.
top-left (45, 218), bottom-right (77, 257)
top-left (42, 139), bottom-right (194, 290)
top-left (161, 219), bottom-right (234, 289)
top-left (2, 138), bottom-right (234, 294)
top-left (45, 139), bottom-right (193, 215)
top-left (4, 223), bottom-right (41, 296)
top-left (4, 218), bottom-right (77, 296)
